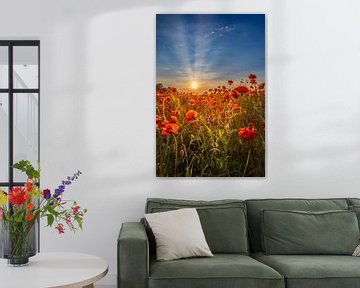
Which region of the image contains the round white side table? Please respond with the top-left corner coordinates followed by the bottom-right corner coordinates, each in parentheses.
top-left (0, 252), bottom-right (108, 288)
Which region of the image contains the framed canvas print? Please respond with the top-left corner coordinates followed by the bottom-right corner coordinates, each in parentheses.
top-left (156, 14), bottom-right (265, 177)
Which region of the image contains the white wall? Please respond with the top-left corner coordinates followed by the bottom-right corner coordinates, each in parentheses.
top-left (1, 0), bottom-right (360, 285)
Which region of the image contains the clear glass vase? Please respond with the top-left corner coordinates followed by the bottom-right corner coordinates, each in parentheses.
top-left (0, 220), bottom-right (37, 266)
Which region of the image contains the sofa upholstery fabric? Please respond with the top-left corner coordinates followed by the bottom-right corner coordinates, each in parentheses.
top-left (118, 222), bottom-right (148, 288)
top-left (246, 198), bottom-right (349, 252)
top-left (253, 252), bottom-right (360, 288)
top-left (149, 254), bottom-right (284, 288)
top-left (261, 209), bottom-right (359, 255)
top-left (146, 198), bottom-right (249, 254)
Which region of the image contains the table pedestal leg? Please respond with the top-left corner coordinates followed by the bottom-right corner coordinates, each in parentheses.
top-left (82, 284), bottom-right (94, 288)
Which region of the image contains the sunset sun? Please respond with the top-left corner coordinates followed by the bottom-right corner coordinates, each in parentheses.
top-left (190, 81), bottom-right (199, 90)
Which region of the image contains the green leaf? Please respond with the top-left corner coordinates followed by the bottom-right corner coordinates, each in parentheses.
top-left (12, 160), bottom-right (40, 180)
top-left (47, 214), bottom-right (54, 227)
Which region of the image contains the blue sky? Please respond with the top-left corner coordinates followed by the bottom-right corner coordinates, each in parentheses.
top-left (156, 14), bottom-right (265, 91)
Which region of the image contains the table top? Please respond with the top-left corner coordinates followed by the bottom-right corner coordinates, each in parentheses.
top-left (0, 252), bottom-right (108, 288)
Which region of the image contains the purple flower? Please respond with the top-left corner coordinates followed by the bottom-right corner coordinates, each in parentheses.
top-left (43, 189), bottom-right (51, 200)
top-left (54, 170), bottom-right (82, 199)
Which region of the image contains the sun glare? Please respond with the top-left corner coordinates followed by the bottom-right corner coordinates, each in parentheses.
top-left (190, 81), bottom-right (198, 90)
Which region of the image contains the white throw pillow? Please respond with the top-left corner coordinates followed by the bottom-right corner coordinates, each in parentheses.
top-left (353, 244), bottom-right (360, 256)
top-left (145, 208), bottom-right (213, 261)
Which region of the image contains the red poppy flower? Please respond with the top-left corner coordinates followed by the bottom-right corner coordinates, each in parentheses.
top-left (184, 110), bottom-right (198, 124)
top-left (170, 116), bottom-right (177, 123)
top-left (234, 85), bottom-right (249, 94)
top-left (171, 110), bottom-right (180, 116)
top-left (248, 73), bottom-right (257, 80)
top-left (156, 115), bottom-right (161, 124)
top-left (231, 90), bottom-right (240, 99)
top-left (9, 187), bottom-right (26, 205)
top-left (189, 99), bottom-right (196, 106)
top-left (161, 123), bottom-right (179, 136)
top-left (228, 80), bottom-right (233, 86)
top-left (26, 214), bottom-right (33, 221)
top-left (238, 126), bottom-right (257, 140)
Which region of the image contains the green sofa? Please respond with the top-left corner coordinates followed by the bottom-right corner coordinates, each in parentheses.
top-left (118, 198), bottom-right (360, 288)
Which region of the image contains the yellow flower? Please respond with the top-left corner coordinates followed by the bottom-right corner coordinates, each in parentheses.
top-left (0, 189), bottom-right (7, 206)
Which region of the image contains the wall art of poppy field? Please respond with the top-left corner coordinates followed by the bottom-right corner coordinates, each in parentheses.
top-left (156, 14), bottom-right (265, 177)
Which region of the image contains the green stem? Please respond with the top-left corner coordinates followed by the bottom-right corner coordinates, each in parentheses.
top-left (242, 149), bottom-right (251, 176)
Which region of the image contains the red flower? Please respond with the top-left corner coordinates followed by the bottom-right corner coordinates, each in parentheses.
top-left (156, 115), bottom-right (161, 124)
top-left (234, 85), bottom-right (249, 94)
top-left (171, 110), bottom-right (180, 116)
top-left (228, 80), bottom-right (234, 86)
top-left (26, 214), bottom-right (33, 221)
top-left (25, 182), bottom-right (33, 192)
top-left (238, 126), bottom-right (257, 140)
top-left (26, 203), bottom-right (34, 210)
top-left (184, 110), bottom-right (198, 124)
top-left (189, 99), bottom-right (196, 106)
top-left (56, 223), bottom-right (65, 234)
top-left (161, 123), bottom-right (179, 136)
top-left (9, 187), bottom-right (26, 205)
top-left (170, 116), bottom-right (177, 123)
top-left (24, 193), bottom-right (31, 200)
top-left (248, 73), bottom-right (257, 80)
top-left (250, 78), bottom-right (257, 84)
top-left (72, 205), bottom-right (80, 213)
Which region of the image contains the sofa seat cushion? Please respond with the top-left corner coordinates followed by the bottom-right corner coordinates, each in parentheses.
top-left (252, 252), bottom-right (360, 288)
top-left (149, 254), bottom-right (284, 288)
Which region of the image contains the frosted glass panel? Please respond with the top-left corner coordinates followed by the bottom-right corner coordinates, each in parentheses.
top-left (13, 93), bottom-right (39, 182)
top-left (13, 46), bottom-right (38, 89)
top-left (0, 47), bottom-right (8, 89)
top-left (0, 93), bottom-right (9, 182)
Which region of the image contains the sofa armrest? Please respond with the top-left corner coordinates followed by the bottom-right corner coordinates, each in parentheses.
top-left (118, 222), bottom-right (149, 288)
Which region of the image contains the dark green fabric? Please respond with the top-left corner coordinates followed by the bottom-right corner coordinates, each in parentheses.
top-left (253, 252), bottom-right (360, 288)
top-left (347, 198), bottom-right (360, 207)
top-left (246, 198), bottom-right (349, 252)
top-left (261, 209), bottom-right (359, 255)
top-left (118, 222), bottom-right (148, 288)
top-left (349, 205), bottom-right (360, 228)
top-left (149, 254), bottom-right (284, 288)
top-left (146, 198), bottom-right (249, 254)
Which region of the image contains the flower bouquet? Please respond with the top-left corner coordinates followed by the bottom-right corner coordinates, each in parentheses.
top-left (0, 160), bottom-right (87, 266)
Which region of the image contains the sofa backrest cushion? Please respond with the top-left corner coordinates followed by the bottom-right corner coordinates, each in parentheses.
top-left (145, 198), bottom-right (249, 254)
top-left (261, 209), bottom-right (359, 255)
top-left (246, 198), bottom-right (349, 252)
top-left (347, 199), bottom-right (360, 228)
top-left (348, 198), bottom-right (360, 207)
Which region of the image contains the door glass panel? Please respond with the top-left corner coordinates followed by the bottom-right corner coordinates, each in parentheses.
top-left (13, 46), bottom-right (38, 89)
top-left (0, 47), bottom-right (8, 89)
top-left (0, 93), bottom-right (9, 182)
top-left (13, 93), bottom-right (39, 182)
